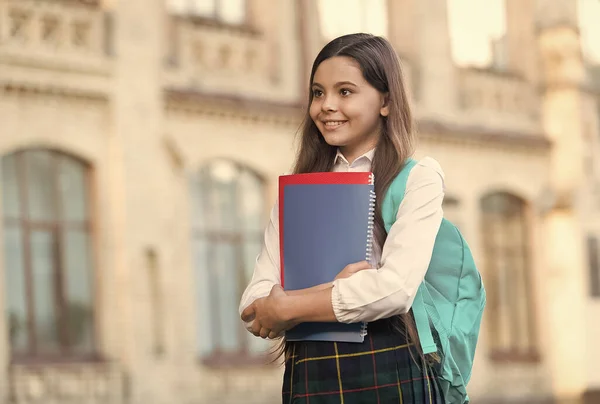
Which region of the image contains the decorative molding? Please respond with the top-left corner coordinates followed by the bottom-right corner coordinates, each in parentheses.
top-left (44, 0), bottom-right (102, 7)
top-left (418, 118), bottom-right (552, 151)
top-left (0, 81), bottom-right (109, 102)
top-left (173, 15), bottom-right (260, 38)
top-left (164, 89), bottom-right (552, 150)
top-left (164, 89), bottom-right (304, 127)
top-left (535, 20), bottom-right (581, 34)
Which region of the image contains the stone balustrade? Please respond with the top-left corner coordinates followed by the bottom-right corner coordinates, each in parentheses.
top-left (9, 362), bottom-right (124, 404)
top-left (0, 0), bottom-right (110, 73)
top-left (164, 16), bottom-right (276, 99)
top-left (458, 67), bottom-right (539, 125)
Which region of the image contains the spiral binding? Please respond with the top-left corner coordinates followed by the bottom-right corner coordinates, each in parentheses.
top-left (360, 321), bottom-right (368, 337)
top-left (361, 173), bottom-right (377, 340)
top-left (365, 189), bottom-right (376, 266)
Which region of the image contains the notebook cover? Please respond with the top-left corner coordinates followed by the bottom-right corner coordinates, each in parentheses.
top-left (278, 172), bottom-right (374, 342)
top-left (278, 171), bottom-right (373, 286)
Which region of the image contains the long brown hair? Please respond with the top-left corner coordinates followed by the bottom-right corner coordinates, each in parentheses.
top-left (277, 33), bottom-right (421, 361)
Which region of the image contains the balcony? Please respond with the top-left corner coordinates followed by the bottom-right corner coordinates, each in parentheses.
top-left (0, 0), bottom-right (111, 97)
top-left (457, 68), bottom-right (540, 130)
top-left (164, 16), bottom-right (277, 100)
top-left (9, 362), bottom-right (125, 404)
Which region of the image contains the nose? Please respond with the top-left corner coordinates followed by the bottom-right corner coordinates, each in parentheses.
top-left (321, 94), bottom-right (337, 112)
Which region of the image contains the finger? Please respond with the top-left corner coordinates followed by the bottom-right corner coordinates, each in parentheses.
top-left (241, 305), bottom-right (256, 322)
top-left (250, 320), bottom-right (262, 336)
top-left (268, 330), bottom-right (279, 339)
top-left (259, 328), bottom-right (270, 339)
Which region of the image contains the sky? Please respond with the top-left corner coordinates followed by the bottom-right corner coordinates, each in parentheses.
top-left (578, 0), bottom-right (600, 64)
top-left (446, 0), bottom-right (506, 67)
top-left (448, 0), bottom-right (600, 67)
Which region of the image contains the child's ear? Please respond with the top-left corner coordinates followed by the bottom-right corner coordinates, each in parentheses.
top-left (380, 93), bottom-right (390, 117)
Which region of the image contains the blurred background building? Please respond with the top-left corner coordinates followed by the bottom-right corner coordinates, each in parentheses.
top-left (0, 0), bottom-right (599, 403)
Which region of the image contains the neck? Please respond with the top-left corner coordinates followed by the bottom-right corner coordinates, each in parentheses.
top-left (340, 139), bottom-right (378, 165)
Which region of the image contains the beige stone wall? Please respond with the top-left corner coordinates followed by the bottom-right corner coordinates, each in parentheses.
top-left (0, 0), bottom-right (599, 403)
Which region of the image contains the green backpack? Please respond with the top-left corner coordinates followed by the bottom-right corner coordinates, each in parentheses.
top-left (381, 159), bottom-right (486, 404)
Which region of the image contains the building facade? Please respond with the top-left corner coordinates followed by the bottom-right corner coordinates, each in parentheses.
top-left (0, 0), bottom-right (599, 403)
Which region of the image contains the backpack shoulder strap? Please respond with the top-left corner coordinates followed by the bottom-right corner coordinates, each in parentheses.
top-left (380, 157), bottom-right (438, 355)
top-left (381, 158), bottom-right (418, 232)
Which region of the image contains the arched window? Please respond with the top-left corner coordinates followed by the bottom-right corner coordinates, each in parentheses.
top-left (1, 149), bottom-right (95, 360)
top-left (480, 191), bottom-right (537, 361)
top-left (317, 0), bottom-right (388, 41)
top-left (190, 160), bottom-right (269, 364)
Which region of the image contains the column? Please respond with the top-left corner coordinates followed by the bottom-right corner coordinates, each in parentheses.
top-left (538, 1), bottom-right (588, 401)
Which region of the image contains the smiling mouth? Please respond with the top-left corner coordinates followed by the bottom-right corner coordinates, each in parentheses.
top-left (322, 121), bottom-right (347, 130)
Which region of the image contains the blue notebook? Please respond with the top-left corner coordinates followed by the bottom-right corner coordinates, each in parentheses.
top-left (278, 172), bottom-right (375, 343)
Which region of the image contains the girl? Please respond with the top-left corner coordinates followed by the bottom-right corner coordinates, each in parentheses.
top-left (239, 33), bottom-right (446, 403)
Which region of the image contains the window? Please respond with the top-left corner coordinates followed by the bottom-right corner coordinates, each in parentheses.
top-left (480, 192), bottom-right (537, 361)
top-left (167, 0), bottom-right (246, 25)
top-left (190, 160), bottom-right (269, 364)
top-left (587, 235), bottom-right (600, 298)
top-left (1, 149), bottom-right (95, 360)
top-left (447, 0), bottom-right (507, 69)
top-left (317, 0), bottom-right (388, 41)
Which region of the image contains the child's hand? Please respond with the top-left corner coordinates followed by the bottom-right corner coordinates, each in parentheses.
top-left (335, 261), bottom-right (372, 280)
top-left (241, 285), bottom-right (295, 339)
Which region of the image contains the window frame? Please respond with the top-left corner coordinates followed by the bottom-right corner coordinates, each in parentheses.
top-left (191, 160), bottom-right (272, 367)
top-left (480, 191), bottom-right (540, 363)
top-left (2, 149), bottom-right (99, 363)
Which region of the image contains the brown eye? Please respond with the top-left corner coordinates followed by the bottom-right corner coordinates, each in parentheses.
top-left (312, 89), bottom-right (323, 98)
top-left (340, 89), bottom-right (352, 97)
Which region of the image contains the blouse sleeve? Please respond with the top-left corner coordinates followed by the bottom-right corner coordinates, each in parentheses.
top-left (330, 157), bottom-right (445, 323)
top-left (238, 199), bottom-right (281, 318)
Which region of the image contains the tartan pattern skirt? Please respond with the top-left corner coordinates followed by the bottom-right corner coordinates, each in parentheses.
top-left (282, 319), bottom-right (444, 404)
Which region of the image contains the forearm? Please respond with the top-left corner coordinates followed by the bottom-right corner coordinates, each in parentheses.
top-left (286, 282), bottom-right (333, 296)
top-left (283, 287), bottom-right (337, 323)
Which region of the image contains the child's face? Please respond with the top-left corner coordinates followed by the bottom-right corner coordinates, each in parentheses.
top-left (310, 56), bottom-right (388, 160)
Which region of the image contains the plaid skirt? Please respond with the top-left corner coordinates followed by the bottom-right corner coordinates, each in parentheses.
top-left (282, 319), bottom-right (444, 404)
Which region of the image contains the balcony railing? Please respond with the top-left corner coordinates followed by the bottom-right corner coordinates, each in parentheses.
top-left (458, 68), bottom-right (539, 127)
top-left (0, 0), bottom-right (111, 73)
top-left (164, 16), bottom-right (277, 99)
top-left (9, 362), bottom-right (125, 404)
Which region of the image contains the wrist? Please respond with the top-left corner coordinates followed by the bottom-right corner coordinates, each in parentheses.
top-left (280, 295), bottom-right (299, 323)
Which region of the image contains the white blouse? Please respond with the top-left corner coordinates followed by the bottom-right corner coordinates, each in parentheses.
top-left (239, 149), bottom-right (445, 324)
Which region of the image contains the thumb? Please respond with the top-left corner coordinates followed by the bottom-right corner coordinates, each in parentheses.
top-left (271, 284), bottom-right (284, 293)
top-left (241, 304), bottom-right (256, 322)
